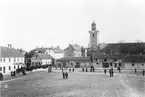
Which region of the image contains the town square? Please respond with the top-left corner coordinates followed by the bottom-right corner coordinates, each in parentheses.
top-left (0, 0), bottom-right (145, 97)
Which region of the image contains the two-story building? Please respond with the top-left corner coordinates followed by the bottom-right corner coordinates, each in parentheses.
top-left (31, 53), bottom-right (52, 67)
top-left (64, 44), bottom-right (82, 57)
top-left (0, 44), bottom-right (25, 75)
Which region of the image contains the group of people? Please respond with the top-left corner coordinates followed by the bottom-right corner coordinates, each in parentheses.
top-left (62, 68), bottom-right (75, 79)
top-left (104, 68), bottom-right (114, 77)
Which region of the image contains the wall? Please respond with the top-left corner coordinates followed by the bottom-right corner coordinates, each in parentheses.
top-left (42, 59), bottom-right (52, 65)
top-left (124, 62), bottom-right (145, 69)
top-left (0, 57), bottom-right (25, 75)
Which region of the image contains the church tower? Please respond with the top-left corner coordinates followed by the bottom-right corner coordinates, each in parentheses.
top-left (88, 20), bottom-right (99, 50)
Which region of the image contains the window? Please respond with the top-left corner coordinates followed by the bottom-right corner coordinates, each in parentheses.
top-left (14, 66), bottom-right (16, 69)
top-left (9, 58), bottom-right (11, 62)
top-left (0, 67), bottom-right (2, 71)
top-left (93, 34), bottom-right (94, 37)
top-left (132, 63), bottom-right (134, 66)
top-left (114, 63), bottom-right (117, 68)
top-left (104, 59), bottom-right (107, 61)
top-left (9, 66), bottom-right (11, 70)
top-left (114, 58), bottom-right (117, 61)
top-left (96, 58), bottom-right (98, 62)
top-left (3, 58), bottom-right (5, 62)
top-left (14, 58), bottom-right (16, 62)
top-left (18, 58), bottom-right (19, 62)
top-left (119, 63), bottom-right (122, 67)
top-left (110, 63), bottom-right (112, 66)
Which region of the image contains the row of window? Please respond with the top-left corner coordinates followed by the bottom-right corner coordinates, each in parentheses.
top-left (132, 63), bottom-right (144, 66)
top-left (0, 65), bottom-right (17, 73)
top-left (94, 58), bottom-right (118, 62)
top-left (0, 57), bottom-right (24, 62)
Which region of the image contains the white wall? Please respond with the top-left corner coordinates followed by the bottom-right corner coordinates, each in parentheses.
top-left (124, 62), bottom-right (145, 69)
top-left (0, 57), bottom-right (24, 75)
top-left (42, 59), bottom-right (52, 65)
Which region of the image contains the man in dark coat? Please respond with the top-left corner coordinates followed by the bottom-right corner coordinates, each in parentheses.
top-left (111, 68), bottom-right (114, 77)
top-left (72, 68), bottom-right (74, 72)
top-left (0, 72), bottom-right (3, 81)
top-left (62, 72), bottom-right (65, 79)
top-left (109, 69), bottom-right (111, 77)
top-left (104, 69), bottom-right (107, 74)
top-left (65, 72), bottom-right (68, 79)
top-left (143, 69), bottom-right (145, 76)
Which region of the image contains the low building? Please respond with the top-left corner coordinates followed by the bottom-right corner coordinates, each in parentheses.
top-left (57, 56), bottom-right (90, 68)
top-left (64, 44), bottom-right (82, 57)
top-left (92, 53), bottom-right (124, 69)
top-left (124, 55), bottom-right (145, 69)
top-left (31, 53), bottom-right (52, 67)
top-left (0, 44), bottom-right (25, 75)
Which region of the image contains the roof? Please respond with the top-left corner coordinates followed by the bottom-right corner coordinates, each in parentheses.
top-left (17, 49), bottom-right (27, 56)
top-left (124, 55), bottom-right (145, 62)
top-left (64, 44), bottom-right (81, 51)
top-left (57, 56), bottom-right (90, 62)
top-left (99, 42), bottom-right (145, 55)
top-left (32, 47), bottom-right (63, 53)
top-left (93, 54), bottom-right (124, 59)
top-left (37, 53), bottom-right (52, 59)
top-left (0, 46), bottom-right (24, 58)
top-left (71, 44), bottom-right (81, 51)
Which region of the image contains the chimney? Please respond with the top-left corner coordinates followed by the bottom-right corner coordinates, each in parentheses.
top-left (42, 46), bottom-right (43, 48)
top-left (36, 46), bottom-right (38, 48)
top-left (8, 44), bottom-right (12, 48)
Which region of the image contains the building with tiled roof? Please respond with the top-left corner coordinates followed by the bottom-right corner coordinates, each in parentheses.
top-left (31, 53), bottom-right (52, 66)
top-left (64, 44), bottom-right (82, 57)
top-left (0, 45), bottom-right (25, 75)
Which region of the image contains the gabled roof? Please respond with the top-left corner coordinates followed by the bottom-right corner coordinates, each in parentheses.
top-left (0, 46), bottom-right (24, 58)
top-left (71, 44), bottom-right (81, 51)
top-left (64, 44), bottom-right (81, 51)
top-left (37, 53), bottom-right (52, 59)
top-left (17, 49), bottom-right (27, 56)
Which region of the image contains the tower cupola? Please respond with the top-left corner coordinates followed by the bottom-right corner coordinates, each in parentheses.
top-left (91, 20), bottom-right (96, 31)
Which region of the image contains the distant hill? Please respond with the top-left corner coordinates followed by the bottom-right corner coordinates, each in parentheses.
top-left (99, 42), bottom-right (145, 55)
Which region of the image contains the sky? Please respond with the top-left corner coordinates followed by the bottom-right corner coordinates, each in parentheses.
top-left (0, 0), bottom-right (145, 51)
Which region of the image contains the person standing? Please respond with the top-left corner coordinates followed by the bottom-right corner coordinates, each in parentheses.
top-left (111, 68), bottom-right (114, 77)
top-left (62, 72), bottom-right (65, 79)
top-left (72, 68), bottom-right (74, 72)
top-left (69, 68), bottom-right (71, 72)
top-left (135, 68), bottom-right (137, 74)
top-left (0, 72), bottom-right (3, 81)
top-left (109, 69), bottom-right (111, 77)
top-left (104, 69), bottom-right (107, 74)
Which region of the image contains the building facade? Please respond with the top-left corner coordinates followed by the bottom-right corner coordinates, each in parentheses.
top-left (31, 53), bottom-right (52, 66)
top-left (0, 45), bottom-right (25, 75)
top-left (64, 44), bottom-right (82, 57)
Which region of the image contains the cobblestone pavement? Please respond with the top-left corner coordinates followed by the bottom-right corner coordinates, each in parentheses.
top-left (1, 70), bottom-right (145, 97)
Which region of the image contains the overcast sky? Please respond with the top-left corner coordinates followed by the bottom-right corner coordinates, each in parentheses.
top-left (0, 0), bottom-right (145, 51)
